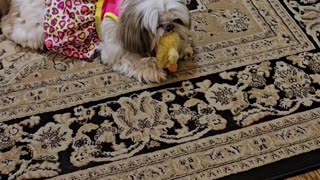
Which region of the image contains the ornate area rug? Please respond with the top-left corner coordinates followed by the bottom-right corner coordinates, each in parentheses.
top-left (1, 0), bottom-right (320, 179)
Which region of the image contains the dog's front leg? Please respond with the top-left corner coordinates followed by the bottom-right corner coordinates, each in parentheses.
top-left (179, 35), bottom-right (194, 60)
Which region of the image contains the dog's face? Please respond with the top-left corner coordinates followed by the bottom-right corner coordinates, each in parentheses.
top-left (118, 0), bottom-right (190, 56)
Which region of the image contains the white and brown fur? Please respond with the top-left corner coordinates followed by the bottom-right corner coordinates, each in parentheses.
top-left (0, 0), bottom-right (10, 18)
top-left (0, 0), bottom-right (11, 33)
top-left (1, 0), bottom-right (193, 83)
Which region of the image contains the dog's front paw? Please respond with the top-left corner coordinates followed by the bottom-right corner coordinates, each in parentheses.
top-left (134, 57), bottom-right (167, 83)
top-left (112, 57), bottom-right (167, 83)
top-left (135, 67), bottom-right (167, 83)
top-left (180, 45), bottom-right (194, 60)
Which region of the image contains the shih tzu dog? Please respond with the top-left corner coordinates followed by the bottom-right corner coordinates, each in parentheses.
top-left (1, 0), bottom-right (193, 83)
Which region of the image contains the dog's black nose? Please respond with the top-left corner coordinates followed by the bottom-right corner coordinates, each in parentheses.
top-left (165, 24), bottom-right (175, 33)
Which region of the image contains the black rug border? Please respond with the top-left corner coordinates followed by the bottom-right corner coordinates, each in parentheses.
top-left (221, 149), bottom-right (320, 180)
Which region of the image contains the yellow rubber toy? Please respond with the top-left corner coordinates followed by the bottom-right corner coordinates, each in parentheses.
top-left (156, 32), bottom-right (180, 73)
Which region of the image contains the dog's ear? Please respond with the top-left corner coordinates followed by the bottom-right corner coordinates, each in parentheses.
top-left (118, 1), bottom-right (161, 57)
top-left (118, 11), bottom-right (155, 57)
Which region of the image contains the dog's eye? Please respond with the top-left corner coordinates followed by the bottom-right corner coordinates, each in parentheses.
top-left (157, 24), bottom-right (164, 29)
top-left (173, 18), bottom-right (184, 25)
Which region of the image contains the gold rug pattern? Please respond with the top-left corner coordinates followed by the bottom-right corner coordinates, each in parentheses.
top-left (0, 0), bottom-right (314, 122)
top-left (51, 108), bottom-right (320, 179)
top-left (1, 0), bottom-right (320, 179)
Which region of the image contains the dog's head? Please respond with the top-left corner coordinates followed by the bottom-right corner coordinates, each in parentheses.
top-left (118, 0), bottom-right (190, 56)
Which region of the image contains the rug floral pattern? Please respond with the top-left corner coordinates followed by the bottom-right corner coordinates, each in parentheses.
top-left (0, 0), bottom-right (314, 122)
top-left (0, 0), bottom-right (320, 179)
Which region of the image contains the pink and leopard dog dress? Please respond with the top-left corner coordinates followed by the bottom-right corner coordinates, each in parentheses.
top-left (44, 0), bottom-right (122, 61)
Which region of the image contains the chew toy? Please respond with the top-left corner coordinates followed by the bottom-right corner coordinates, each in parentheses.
top-left (156, 32), bottom-right (181, 73)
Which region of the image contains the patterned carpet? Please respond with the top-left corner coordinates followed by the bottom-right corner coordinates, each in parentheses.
top-left (0, 0), bottom-right (320, 179)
